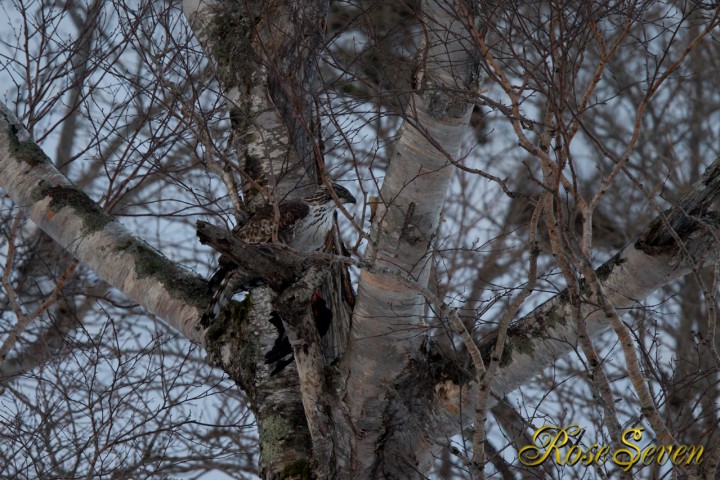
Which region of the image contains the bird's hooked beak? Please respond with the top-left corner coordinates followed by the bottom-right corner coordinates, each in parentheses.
top-left (331, 183), bottom-right (357, 204)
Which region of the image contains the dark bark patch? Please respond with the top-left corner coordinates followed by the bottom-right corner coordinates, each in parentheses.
top-left (478, 336), bottom-right (515, 366)
top-left (206, 294), bottom-right (254, 342)
top-left (637, 209), bottom-right (720, 255)
top-left (210, 4), bottom-right (256, 88)
top-left (32, 181), bottom-right (113, 234)
top-left (204, 296), bottom-right (259, 397)
top-left (427, 344), bottom-right (471, 384)
top-left (260, 410), bottom-right (309, 465)
top-left (4, 119), bottom-right (49, 167)
top-left (636, 208), bottom-right (688, 254)
top-left (115, 236), bottom-right (209, 307)
top-left (595, 252), bottom-right (627, 281)
top-left (478, 307), bottom-right (569, 366)
top-left (279, 460), bottom-right (312, 480)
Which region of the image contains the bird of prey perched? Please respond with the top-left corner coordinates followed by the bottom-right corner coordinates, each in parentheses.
top-left (204, 182), bottom-right (356, 325)
top-left (234, 182), bottom-right (356, 250)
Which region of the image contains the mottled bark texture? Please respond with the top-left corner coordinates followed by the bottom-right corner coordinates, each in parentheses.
top-left (6, 0), bottom-right (720, 478)
top-left (7, 93), bottom-right (720, 477)
top-left (182, 0), bottom-right (326, 203)
top-left (183, 1), bottom-right (351, 478)
top-left (0, 104), bottom-right (209, 346)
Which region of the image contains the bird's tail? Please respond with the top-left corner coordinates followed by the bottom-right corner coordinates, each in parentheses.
top-left (202, 263), bottom-right (260, 326)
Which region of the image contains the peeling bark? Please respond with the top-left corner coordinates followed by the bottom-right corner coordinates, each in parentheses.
top-left (182, 1), bottom-right (352, 477)
top-left (198, 218), bottom-right (355, 478)
top-left (5, 2), bottom-right (720, 478)
top-left (203, 286), bottom-right (315, 480)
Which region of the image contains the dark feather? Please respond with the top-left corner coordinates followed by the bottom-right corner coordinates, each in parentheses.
top-left (264, 312), bottom-right (293, 375)
top-left (203, 183), bottom-right (355, 359)
top-left (263, 292), bottom-right (333, 375)
top-left (237, 201), bottom-right (310, 244)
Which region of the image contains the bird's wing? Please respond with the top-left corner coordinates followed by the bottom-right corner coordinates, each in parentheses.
top-left (236, 200), bottom-right (310, 244)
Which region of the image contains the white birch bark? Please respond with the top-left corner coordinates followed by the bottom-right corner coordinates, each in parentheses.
top-left (0, 105), bottom-right (208, 346)
top-left (5, 3), bottom-right (720, 478)
top-left (338, 0), bottom-right (479, 475)
top-left (481, 157), bottom-right (720, 401)
top-left (181, 1), bottom-right (341, 477)
top-left (182, 0), bottom-right (321, 202)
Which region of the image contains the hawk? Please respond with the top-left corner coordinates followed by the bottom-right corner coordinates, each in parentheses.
top-left (234, 182), bottom-right (356, 250)
top-left (204, 182), bottom-right (356, 325)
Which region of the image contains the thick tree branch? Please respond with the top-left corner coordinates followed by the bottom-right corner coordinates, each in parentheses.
top-left (0, 104), bottom-right (209, 346)
top-left (389, 158), bottom-right (720, 470)
top-left (474, 156), bottom-right (720, 402)
top-left (196, 220), bottom-right (306, 291)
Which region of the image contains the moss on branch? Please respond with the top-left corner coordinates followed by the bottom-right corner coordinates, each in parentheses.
top-left (115, 237), bottom-right (209, 307)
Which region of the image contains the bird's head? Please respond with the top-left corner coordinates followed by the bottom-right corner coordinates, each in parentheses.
top-left (329, 182), bottom-right (357, 205)
top-left (309, 182), bottom-right (357, 206)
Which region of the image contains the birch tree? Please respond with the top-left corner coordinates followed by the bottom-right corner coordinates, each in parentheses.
top-left (1, 0), bottom-right (720, 479)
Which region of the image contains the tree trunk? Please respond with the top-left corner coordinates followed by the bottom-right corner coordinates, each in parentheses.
top-left (4, 2), bottom-right (720, 478)
top-left (336, 0), bottom-right (479, 476)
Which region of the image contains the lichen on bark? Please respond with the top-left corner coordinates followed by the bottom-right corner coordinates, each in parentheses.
top-left (209, 2), bottom-right (256, 90)
top-left (206, 294), bottom-right (254, 342)
top-left (115, 236), bottom-right (209, 307)
top-left (31, 181), bottom-right (113, 234)
top-left (595, 252), bottom-right (627, 281)
top-left (3, 115), bottom-right (49, 167)
top-left (279, 460), bottom-right (312, 480)
top-left (204, 294), bottom-right (260, 397)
